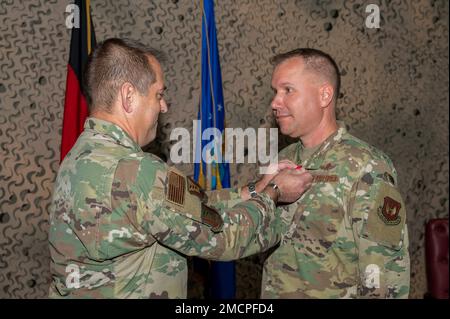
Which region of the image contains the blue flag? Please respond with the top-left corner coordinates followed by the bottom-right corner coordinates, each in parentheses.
top-left (194, 0), bottom-right (235, 299)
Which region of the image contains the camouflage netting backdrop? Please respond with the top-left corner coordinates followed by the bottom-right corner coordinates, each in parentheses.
top-left (0, 0), bottom-right (448, 298)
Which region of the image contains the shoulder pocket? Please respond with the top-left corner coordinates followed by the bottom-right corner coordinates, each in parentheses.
top-left (361, 181), bottom-right (406, 250)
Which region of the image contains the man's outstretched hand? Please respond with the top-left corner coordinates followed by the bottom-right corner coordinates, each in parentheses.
top-left (269, 167), bottom-right (313, 204)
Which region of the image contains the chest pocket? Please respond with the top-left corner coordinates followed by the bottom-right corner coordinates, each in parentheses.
top-left (281, 181), bottom-right (346, 247)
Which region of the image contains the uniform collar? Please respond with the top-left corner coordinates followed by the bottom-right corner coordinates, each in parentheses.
top-left (83, 117), bottom-right (142, 153)
top-left (296, 121), bottom-right (347, 169)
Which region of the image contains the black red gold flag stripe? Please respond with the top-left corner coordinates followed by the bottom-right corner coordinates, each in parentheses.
top-left (60, 0), bottom-right (96, 162)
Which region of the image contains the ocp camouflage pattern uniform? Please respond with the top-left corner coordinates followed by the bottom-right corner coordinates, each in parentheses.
top-left (261, 123), bottom-right (410, 298)
top-left (49, 118), bottom-right (281, 298)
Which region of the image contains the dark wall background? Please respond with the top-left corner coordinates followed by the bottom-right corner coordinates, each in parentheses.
top-left (0, 0), bottom-right (448, 299)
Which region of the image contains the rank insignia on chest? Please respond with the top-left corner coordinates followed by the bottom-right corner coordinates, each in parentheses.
top-left (312, 174), bottom-right (339, 183)
top-left (378, 196), bottom-right (402, 225)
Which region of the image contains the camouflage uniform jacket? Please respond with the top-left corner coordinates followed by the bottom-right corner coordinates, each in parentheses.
top-left (261, 124), bottom-right (410, 298)
top-left (49, 118), bottom-right (281, 298)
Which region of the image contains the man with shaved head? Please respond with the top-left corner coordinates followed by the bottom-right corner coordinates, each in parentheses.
top-left (259, 48), bottom-right (410, 298)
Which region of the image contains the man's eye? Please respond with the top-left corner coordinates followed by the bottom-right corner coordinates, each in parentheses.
top-left (286, 87), bottom-right (293, 93)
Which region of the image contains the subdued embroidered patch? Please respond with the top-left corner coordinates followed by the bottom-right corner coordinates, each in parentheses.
top-left (163, 169), bottom-right (223, 232)
top-left (187, 176), bottom-right (207, 203)
top-left (166, 170), bottom-right (185, 206)
top-left (201, 203), bottom-right (223, 232)
top-left (312, 175), bottom-right (339, 183)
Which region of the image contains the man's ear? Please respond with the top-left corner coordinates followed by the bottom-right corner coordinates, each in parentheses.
top-left (120, 82), bottom-right (135, 113)
top-left (319, 84), bottom-right (334, 108)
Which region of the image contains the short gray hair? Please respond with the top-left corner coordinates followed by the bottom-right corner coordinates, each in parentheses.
top-left (83, 38), bottom-right (166, 112)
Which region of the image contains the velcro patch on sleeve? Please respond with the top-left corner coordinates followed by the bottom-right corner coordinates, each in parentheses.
top-left (166, 170), bottom-right (185, 206)
top-left (361, 181), bottom-right (406, 250)
top-left (163, 168), bottom-right (222, 232)
top-left (201, 203), bottom-right (223, 233)
top-left (187, 176), bottom-right (207, 203)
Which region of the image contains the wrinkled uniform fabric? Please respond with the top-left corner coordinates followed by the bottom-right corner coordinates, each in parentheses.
top-left (49, 118), bottom-right (280, 298)
top-left (261, 124), bottom-right (410, 298)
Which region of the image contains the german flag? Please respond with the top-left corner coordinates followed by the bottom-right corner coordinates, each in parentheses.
top-left (60, 0), bottom-right (96, 162)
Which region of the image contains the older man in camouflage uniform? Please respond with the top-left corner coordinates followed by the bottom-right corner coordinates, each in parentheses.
top-left (48, 38), bottom-right (312, 298)
top-left (254, 48), bottom-right (410, 298)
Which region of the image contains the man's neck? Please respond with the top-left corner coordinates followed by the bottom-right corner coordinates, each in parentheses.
top-left (300, 120), bottom-right (339, 148)
top-left (90, 111), bottom-right (139, 144)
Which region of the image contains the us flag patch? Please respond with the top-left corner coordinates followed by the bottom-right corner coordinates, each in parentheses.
top-left (166, 171), bottom-right (185, 206)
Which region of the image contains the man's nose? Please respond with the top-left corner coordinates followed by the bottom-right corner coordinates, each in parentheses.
top-left (271, 94), bottom-right (283, 110)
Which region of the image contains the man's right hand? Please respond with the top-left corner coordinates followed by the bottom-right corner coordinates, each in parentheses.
top-left (266, 168), bottom-right (313, 204)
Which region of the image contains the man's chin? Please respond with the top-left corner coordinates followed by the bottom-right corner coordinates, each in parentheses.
top-left (279, 125), bottom-right (291, 136)
top-left (279, 126), bottom-right (301, 139)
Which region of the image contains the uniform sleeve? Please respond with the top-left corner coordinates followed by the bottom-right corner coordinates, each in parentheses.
top-left (348, 158), bottom-right (410, 299)
top-left (205, 187), bottom-right (243, 209)
top-left (114, 156), bottom-right (282, 261)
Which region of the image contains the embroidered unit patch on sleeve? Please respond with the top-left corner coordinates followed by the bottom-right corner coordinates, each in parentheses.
top-left (361, 181), bottom-right (406, 250)
top-left (378, 196), bottom-right (402, 225)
